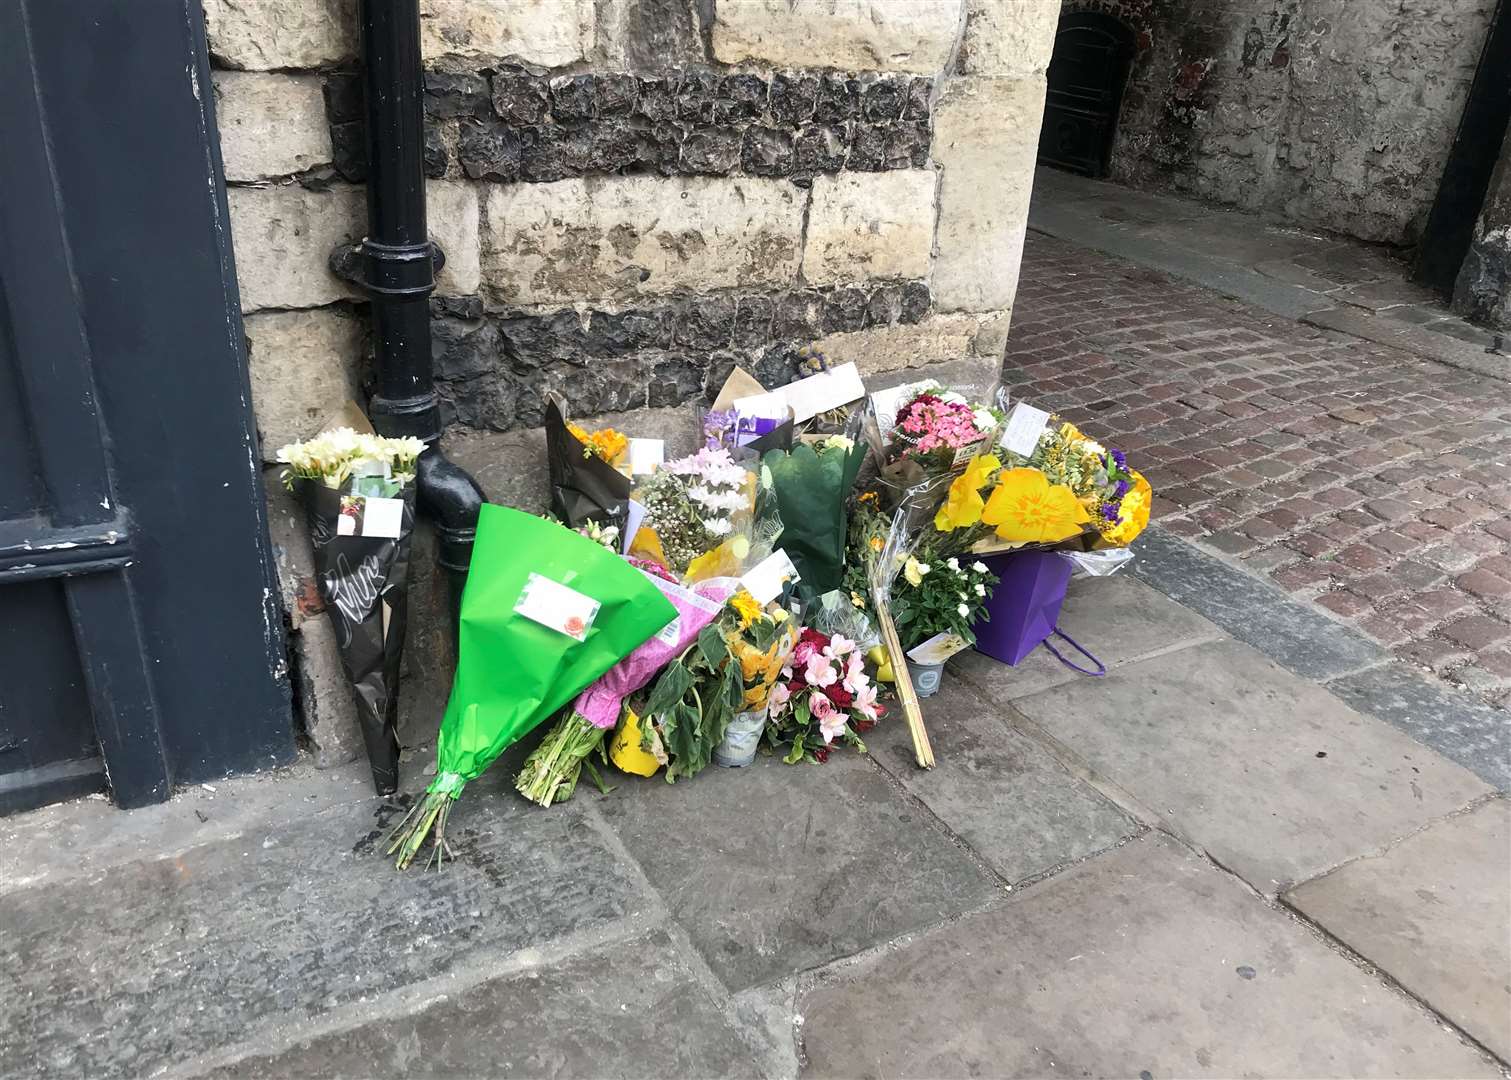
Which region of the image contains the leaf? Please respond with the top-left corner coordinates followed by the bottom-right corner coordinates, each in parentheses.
top-left (696, 624), bottom-right (728, 669)
top-left (643, 660), bottom-right (693, 720)
top-left (783, 732), bottom-right (806, 765)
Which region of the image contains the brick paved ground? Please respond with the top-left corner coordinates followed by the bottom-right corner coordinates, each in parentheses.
top-left (1003, 232), bottom-right (1511, 710)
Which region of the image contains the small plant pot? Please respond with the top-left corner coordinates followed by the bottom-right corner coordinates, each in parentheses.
top-left (906, 660), bottom-right (945, 699)
top-left (714, 707), bottom-right (768, 768)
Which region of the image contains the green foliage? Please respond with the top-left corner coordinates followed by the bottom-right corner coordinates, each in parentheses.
top-left (639, 625), bottom-right (744, 783)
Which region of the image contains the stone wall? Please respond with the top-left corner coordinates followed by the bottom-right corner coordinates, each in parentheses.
top-left (209, 0), bottom-right (1059, 762)
top-left (1081, 0), bottom-right (1496, 246)
top-left (1453, 133), bottom-right (1511, 332)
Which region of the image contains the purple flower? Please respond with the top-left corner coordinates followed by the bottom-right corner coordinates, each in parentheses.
top-left (1108, 448), bottom-right (1127, 471)
top-left (702, 409), bottom-right (737, 449)
top-left (1100, 502), bottom-right (1121, 522)
top-left (1112, 478), bottom-right (1130, 501)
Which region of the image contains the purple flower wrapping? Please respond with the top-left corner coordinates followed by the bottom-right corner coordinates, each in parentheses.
top-left (571, 572), bottom-right (736, 728)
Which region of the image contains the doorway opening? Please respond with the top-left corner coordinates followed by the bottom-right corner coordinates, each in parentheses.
top-left (1037, 11), bottom-right (1137, 178)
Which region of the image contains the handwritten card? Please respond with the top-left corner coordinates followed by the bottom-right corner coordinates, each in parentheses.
top-left (739, 548), bottom-right (800, 605)
top-left (628, 438), bottom-right (664, 476)
top-left (514, 573), bottom-right (601, 642)
top-left (905, 631), bottom-right (971, 665)
top-left (1000, 401), bottom-right (1051, 458)
top-left (779, 361), bottom-right (865, 424)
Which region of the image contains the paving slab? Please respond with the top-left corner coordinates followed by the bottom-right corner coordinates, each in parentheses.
top-left (1304, 306), bottom-right (1511, 384)
top-left (868, 676), bottom-right (1135, 883)
top-left (1132, 526), bottom-right (1386, 681)
top-left (1286, 798), bottom-right (1511, 1062)
top-left (1011, 638), bottom-right (1491, 894)
top-left (797, 833), bottom-right (1499, 1079)
top-left (1326, 662), bottom-right (1511, 791)
top-left (950, 571), bottom-right (1224, 703)
top-left (597, 751), bottom-right (1002, 993)
top-left (209, 928), bottom-right (766, 1079)
top-left (1, 792), bottom-right (649, 1079)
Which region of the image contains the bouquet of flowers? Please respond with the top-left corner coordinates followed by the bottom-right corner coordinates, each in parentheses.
top-left (385, 505), bottom-right (676, 869)
top-left (277, 427), bottom-right (427, 795)
top-left (634, 587), bottom-right (796, 781)
top-left (546, 395), bottom-right (632, 531)
top-left (631, 446), bottom-right (759, 577)
top-left (761, 431), bottom-right (866, 601)
top-left (515, 568), bottom-right (734, 807)
top-left (766, 628), bottom-right (883, 764)
top-left (864, 383), bottom-right (1003, 525)
top-left (933, 420), bottom-right (1151, 551)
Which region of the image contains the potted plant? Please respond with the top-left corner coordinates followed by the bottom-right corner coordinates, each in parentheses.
top-left (888, 548), bottom-right (996, 698)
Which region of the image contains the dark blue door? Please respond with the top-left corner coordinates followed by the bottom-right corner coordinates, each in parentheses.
top-left (0, 0), bottom-right (296, 813)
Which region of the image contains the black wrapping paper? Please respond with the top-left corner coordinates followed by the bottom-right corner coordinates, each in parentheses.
top-left (305, 483), bottom-right (415, 795)
top-left (546, 399), bottom-right (631, 530)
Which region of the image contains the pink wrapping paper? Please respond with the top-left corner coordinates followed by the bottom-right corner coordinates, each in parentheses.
top-left (572, 573), bottom-right (736, 729)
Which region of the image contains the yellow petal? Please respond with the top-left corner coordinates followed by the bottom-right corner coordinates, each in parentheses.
top-left (982, 468), bottom-right (1089, 544)
top-left (609, 708), bottom-right (661, 777)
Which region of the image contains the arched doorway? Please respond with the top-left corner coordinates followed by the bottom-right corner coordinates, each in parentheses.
top-left (1037, 11), bottom-right (1137, 177)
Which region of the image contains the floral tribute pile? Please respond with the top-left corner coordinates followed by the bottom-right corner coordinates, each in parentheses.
top-left (340, 361), bottom-right (1154, 871)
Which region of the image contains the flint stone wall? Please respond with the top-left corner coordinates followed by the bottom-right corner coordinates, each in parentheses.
top-left (210, 0), bottom-right (1056, 763)
top-left (1084, 0), bottom-right (1496, 246)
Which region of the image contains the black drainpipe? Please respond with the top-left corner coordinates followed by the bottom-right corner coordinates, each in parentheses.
top-left (353, 0), bottom-right (485, 620)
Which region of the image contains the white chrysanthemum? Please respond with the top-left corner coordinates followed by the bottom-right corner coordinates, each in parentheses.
top-left (971, 561), bottom-right (988, 574)
top-left (957, 603), bottom-right (970, 617)
top-left (974, 582), bottom-right (986, 597)
top-left (702, 516), bottom-right (733, 536)
top-left (946, 557), bottom-right (960, 572)
top-left (973, 409), bottom-right (996, 431)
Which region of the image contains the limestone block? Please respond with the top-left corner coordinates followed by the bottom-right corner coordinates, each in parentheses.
top-left (228, 184), bottom-right (365, 312)
top-left (810, 315), bottom-right (986, 376)
top-left (244, 308), bottom-right (365, 459)
top-left (596, 0), bottom-right (704, 69)
top-left (294, 612), bottom-right (365, 768)
top-left (418, 0), bottom-right (591, 65)
top-left (712, 0), bottom-right (964, 74)
top-left (427, 180), bottom-right (480, 296)
top-left (203, 0), bottom-right (357, 71)
top-left (959, 0), bottom-right (1060, 76)
top-left (482, 176), bottom-right (804, 305)
top-left (803, 170), bottom-right (937, 286)
top-left (931, 75), bottom-right (1045, 313)
top-left (214, 72), bottom-right (331, 182)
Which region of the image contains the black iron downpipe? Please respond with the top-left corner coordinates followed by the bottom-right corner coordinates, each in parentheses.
top-left (357, 0), bottom-right (484, 620)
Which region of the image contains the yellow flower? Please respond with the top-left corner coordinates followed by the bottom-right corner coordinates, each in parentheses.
top-left (868, 535), bottom-right (884, 552)
top-left (730, 589), bottom-right (763, 629)
top-left (858, 490), bottom-right (880, 509)
top-left (934, 453), bottom-right (1001, 532)
top-left (567, 422), bottom-right (628, 465)
top-left (1100, 470), bottom-right (1152, 547)
top-left (903, 556), bottom-right (930, 587)
top-left (981, 468), bottom-right (1091, 544)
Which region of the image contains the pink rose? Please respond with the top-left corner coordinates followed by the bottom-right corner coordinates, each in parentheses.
top-left (769, 681), bottom-right (791, 717)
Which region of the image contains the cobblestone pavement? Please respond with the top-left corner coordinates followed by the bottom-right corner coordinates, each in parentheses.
top-left (1004, 231), bottom-right (1511, 710)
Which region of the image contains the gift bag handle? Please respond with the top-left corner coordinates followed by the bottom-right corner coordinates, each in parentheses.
top-left (1042, 629), bottom-right (1106, 676)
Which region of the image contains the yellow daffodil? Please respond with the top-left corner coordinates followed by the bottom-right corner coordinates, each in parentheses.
top-left (730, 589), bottom-right (763, 629)
top-left (934, 453), bottom-right (1001, 532)
top-left (1101, 470), bottom-right (1152, 547)
top-left (903, 556), bottom-right (931, 587)
top-left (981, 468), bottom-right (1091, 544)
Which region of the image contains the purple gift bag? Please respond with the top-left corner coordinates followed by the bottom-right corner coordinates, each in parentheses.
top-left (971, 550), bottom-right (1073, 666)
